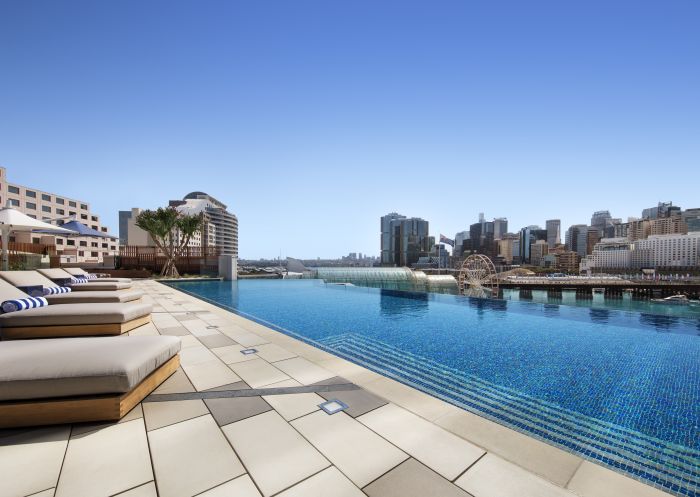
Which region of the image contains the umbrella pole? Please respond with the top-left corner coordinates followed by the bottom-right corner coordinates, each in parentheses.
top-left (1, 226), bottom-right (9, 271)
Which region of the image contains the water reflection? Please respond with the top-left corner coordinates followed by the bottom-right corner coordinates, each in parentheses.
top-left (379, 289), bottom-right (429, 317)
top-left (589, 308), bottom-right (610, 324)
top-left (543, 304), bottom-right (560, 317)
top-left (639, 313), bottom-right (680, 333)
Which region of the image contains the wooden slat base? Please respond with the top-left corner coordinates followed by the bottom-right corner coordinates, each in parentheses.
top-left (0, 355), bottom-right (180, 428)
top-left (1, 314), bottom-right (151, 339)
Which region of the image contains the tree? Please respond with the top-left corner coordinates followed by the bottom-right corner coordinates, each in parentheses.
top-left (135, 207), bottom-right (204, 278)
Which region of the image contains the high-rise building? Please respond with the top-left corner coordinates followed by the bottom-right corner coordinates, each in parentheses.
top-left (565, 224), bottom-right (589, 258)
top-left (169, 192), bottom-right (239, 257)
top-left (545, 219), bottom-right (560, 248)
top-left (0, 166), bottom-right (118, 264)
top-left (642, 201), bottom-right (680, 220)
top-left (493, 218), bottom-right (508, 240)
top-left (682, 208), bottom-right (700, 233)
top-left (591, 210), bottom-right (612, 235)
top-left (519, 226), bottom-right (547, 263)
top-left (380, 212), bottom-right (430, 267)
top-left (530, 240), bottom-right (549, 266)
top-left (454, 230), bottom-right (470, 257)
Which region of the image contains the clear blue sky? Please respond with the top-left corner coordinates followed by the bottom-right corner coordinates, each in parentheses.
top-left (1, 1), bottom-right (698, 259)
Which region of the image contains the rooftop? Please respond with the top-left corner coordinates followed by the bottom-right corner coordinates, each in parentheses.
top-left (0, 280), bottom-right (675, 497)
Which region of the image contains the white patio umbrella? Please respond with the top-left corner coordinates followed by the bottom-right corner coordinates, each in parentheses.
top-left (0, 204), bottom-right (74, 270)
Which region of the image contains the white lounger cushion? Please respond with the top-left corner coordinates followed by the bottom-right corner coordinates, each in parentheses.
top-left (44, 289), bottom-right (144, 304)
top-left (0, 302), bottom-right (152, 328)
top-left (62, 267), bottom-right (132, 283)
top-left (37, 268), bottom-right (133, 287)
top-left (0, 335), bottom-right (181, 401)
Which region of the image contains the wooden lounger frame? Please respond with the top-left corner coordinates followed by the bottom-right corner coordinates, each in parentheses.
top-left (0, 354), bottom-right (180, 428)
top-left (1, 315), bottom-right (151, 340)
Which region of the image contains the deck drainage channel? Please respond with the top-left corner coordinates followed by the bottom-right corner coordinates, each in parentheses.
top-left (144, 382), bottom-right (361, 402)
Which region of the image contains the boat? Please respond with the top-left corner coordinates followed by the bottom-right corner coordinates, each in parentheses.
top-left (651, 294), bottom-right (694, 305)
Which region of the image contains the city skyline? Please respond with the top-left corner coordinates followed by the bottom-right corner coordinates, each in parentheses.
top-left (1, 1), bottom-right (698, 259)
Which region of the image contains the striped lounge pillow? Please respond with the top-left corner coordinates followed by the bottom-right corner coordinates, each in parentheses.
top-left (1, 296), bottom-right (49, 313)
top-left (43, 286), bottom-right (72, 295)
top-left (86, 273), bottom-right (98, 280)
top-left (70, 276), bottom-right (89, 284)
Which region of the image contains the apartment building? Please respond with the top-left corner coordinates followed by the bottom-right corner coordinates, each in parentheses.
top-left (0, 166), bottom-right (118, 264)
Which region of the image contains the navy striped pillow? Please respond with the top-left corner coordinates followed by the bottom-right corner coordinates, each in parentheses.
top-left (1, 296), bottom-right (49, 313)
top-left (43, 286), bottom-right (72, 295)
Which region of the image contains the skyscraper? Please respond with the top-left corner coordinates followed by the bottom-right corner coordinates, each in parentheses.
top-left (493, 218), bottom-right (508, 240)
top-left (545, 219), bottom-right (561, 248)
top-left (380, 213), bottom-right (430, 267)
top-left (591, 210), bottom-right (612, 235)
top-left (566, 224), bottom-right (589, 258)
top-left (519, 226), bottom-right (547, 263)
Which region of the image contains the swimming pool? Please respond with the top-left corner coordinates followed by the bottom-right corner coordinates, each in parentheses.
top-left (167, 279), bottom-right (700, 496)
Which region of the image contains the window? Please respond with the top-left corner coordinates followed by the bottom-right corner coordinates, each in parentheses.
top-left (26, 190), bottom-right (36, 198)
top-left (9, 199), bottom-right (19, 206)
top-left (80, 214), bottom-right (88, 220)
top-left (91, 251), bottom-right (98, 257)
top-left (91, 242), bottom-right (98, 247)
top-left (91, 216), bottom-right (98, 222)
top-left (42, 206), bottom-right (51, 213)
top-left (102, 243), bottom-right (108, 248)
top-left (56, 198), bottom-right (64, 205)
top-left (78, 251), bottom-right (84, 257)
top-left (41, 194), bottom-right (51, 201)
top-left (57, 209), bottom-right (65, 215)
top-left (79, 241), bottom-right (87, 247)
top-left (57, 239), bottom-right (64, 245)
top-left (110, 245), bottom-right (116, 250)
top-left (8, 186), bottom-right (19, 194)
top-left (67, 240), bottom-right (75, 246)
top-left (57, 220), bottom-right (64, 226)
top-left (101, 227), bottom-right (108, 232)
top-left (81, 204), bottom-right (88, 210)
top-left (26, 202), bottom-right (36, 210)
top-left (91, 225), bottom-right (98, 230)
top-left (69, 201), bottom-right (76, 207)
top-left (32, 237), bottom-right (40, 244)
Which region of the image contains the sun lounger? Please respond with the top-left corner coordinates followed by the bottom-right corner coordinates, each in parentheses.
top-left (37, 268), bottom-right (133, 291)
top-left (0, 335), bottom-right (180, 427)
top-left (62, 267), bottom-right (132, 283)
top-left (0, 279), bottom-right (151, 339)
top-left (0, 270), bottom-right (143, 304)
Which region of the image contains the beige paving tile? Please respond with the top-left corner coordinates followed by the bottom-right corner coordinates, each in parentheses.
top-left (262, 392), bottom-right (325, 421)
top-left (455, 453), bottom-right (576, 497)
top-left (364, 458), bottom-right (471, 497)
top-left (71, 403), bottom-right (144, 437)
top-left (278, 466), bottom-right (365, 497)
top-left (0, 426), bottom-right (69, 497)
top-left (143, 399), bottom-right (209, 431)
top-left (222, 411), bottom-right (329, 497)
top-left (56, 419), bottom-right (152, 497)
top-left (263, 378), bottom-right (302, 388)
top-left (229, 359), bottom-right (291, 388)
top-left (205, 396), bottom-right (272, 426)
top-left (198, 475), bottom-right (262, 497)
top-left (152, 368), bottom-right (196, 394)
top-left (211, 344), bottom-right (260, 364)
top-left (291, 411), bottom-right (408, 488)
top-left (27, 489), bottom-right (56, 497)
top-left (359, 404), bottom-right (484, 480)
top-left (361, 376), bottom-right (453, 421)
top-left (435, 406), bottom-right (582, 487)
top-left (223, 330), bottom-right (270, 347)
top-left (148, 414), bottom-right (245, 497)
top-left (128, 322), bottom-right (160, 336)
top-left (567, 461), bottom-right (674, 497)
top-left (114, 481), bottom-right (157, 496)
top-left (255, 343), bottom-right (297, 362)
top-left (180, 345), bottom-right (242, 390)
top-left (316, 356), bottom-right (383, 385)
top-left (273, 357), bottom-right (336, 385)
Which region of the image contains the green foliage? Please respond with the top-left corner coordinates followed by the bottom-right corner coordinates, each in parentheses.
top-left (134, 207), bottom-right (204, 277)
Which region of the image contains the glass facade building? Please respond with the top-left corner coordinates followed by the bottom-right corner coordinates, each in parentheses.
top-left (380, 213), bottom-right (430, 267)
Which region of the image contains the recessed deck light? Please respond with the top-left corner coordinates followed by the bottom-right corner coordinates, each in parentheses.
top-left (240, 348), bottom-right (258, 355)
top-left (319, 399), bottom-right (349, 415)
top-left (206, 325), bottom-right (219, 329)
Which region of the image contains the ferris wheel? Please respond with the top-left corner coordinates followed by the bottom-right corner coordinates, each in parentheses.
top-left (458, 254), bottom-right (498, 297)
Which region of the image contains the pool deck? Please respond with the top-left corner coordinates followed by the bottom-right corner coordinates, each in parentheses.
top-left (0, 280), bottom-right (675, 497)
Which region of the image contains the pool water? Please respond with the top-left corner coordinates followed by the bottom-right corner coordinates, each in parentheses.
top-left (167, 279), bottom-right (700, 496)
